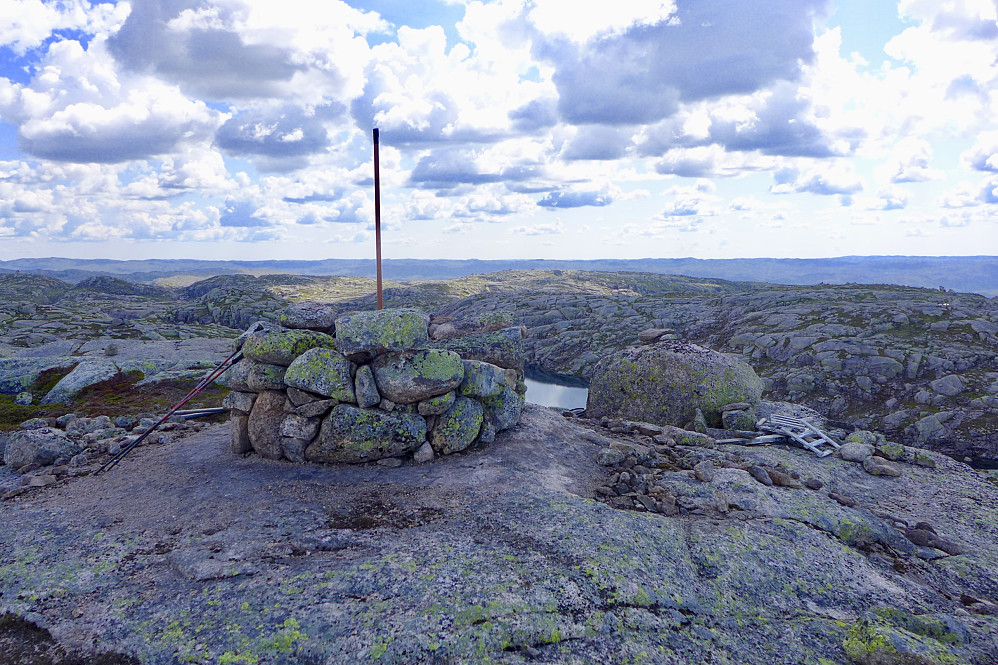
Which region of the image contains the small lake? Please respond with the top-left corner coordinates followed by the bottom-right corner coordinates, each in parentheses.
top-left (523, 367), bottom-right (589, 410)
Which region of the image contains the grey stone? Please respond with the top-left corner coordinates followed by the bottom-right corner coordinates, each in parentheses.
top-left (721, 409), bottom-right (756, 431)
top-left (748, 466), bottom-right (773, 486)
top-left (476, 419), bottom-right (497, 445)
top-left (430, 396), bottom-right (484, 455)
top-left (14, 391), bottom-right (32, 405)
top-left (413, 441), bottom-right (434, 464)
top-left (240, 329), bottom-right (335, 366)
top-left (418, 391), bottom-right (456, 416)
top-left (244, 361), bottom-right (287, 392)
top-left (294, 399), bottom-right (338, 419)
top-left (371, 349), bottom-right (464, 404)
top-left (458, 360), bottom-right (507, 398)
top-left (223, 391), bottom-right (257, 414)
top-left (353, 365), bottom-right (381, 409)
top-left (306, 405), bottom-right (426, 464)
top-left (480, 385), bottom-right (525, 432)
top-left (286, 387), bottom-right (322, 406)
top-left (281, 437), bottom-right (309, 463)
top-left (586, 340), bottom-right (763, 428)
top-left (693, 460), bottom-right (715, 482)
top-left (41, 360), bottom-right (119, 404)
top-left (429, 327), bottom-right (526, 371)
top-left (597, 448), bottom-right (626, 466)
top-left (3, 428), bottom-right (80, 471)
top-left (284, 348), bottom-right (356, 402)
top-left (334, 308), bottom-right (429, 357)
top-left (863, 455), bottom-right (903, 477)
top-left (279, 303), bottom-right (338, 332)
top-left (930, 374), bottom-right (965, 397)
top-left (247, 390), bottom-right (286, 460)
top-left (637, 328), bottom-right (672, 343)
top-left (20, 417), bottom-right (52, 430)
top-left (230, 415), bottom-right (251, 454)
top-left (280, 414), bottom-right (320, 441)
top-left (838, 442), bottom-right (875, 462)
top-left (224, 360), bottom-right (252, 392)
top-left (428, 312), bottom-right (515, 341)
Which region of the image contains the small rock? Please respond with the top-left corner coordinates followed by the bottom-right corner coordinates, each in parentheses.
top-left (413, 442), bottom-right (434, 464)
top-left (766, 469), bottom-right (802, 488)
top-left (597, 449), bottom-right (627, 466)
top-left (55, 414), bottom-right (77, 428)
top-left (874, 442), bottom-right (906, 462)
top-left (914, 452), bottom-right (937, 468)
top-left (693, 460), bottom-right (715, 483)
top-left (748, 466), bottom-right (773, 486)
top-left (637, 328), bottom-right (672, 343)
top-left (839, 442), bottom-right (875, 462)
top-left (863, 455), bottom-right (903, 477)
top-left (376, 457), bottom-right (403, 468)
top-left (69, 453), bottom-right (88, 468)
top-left (26, 473), bottom-right (57, 487)
top-left (715, 491), bottom-right (729, 514)
top-left (14, 392), bottom-right (32, 406)
top-left (802, 478), bottom-right (823, 490)
top-left (828, 492), bottom-right (858, 507)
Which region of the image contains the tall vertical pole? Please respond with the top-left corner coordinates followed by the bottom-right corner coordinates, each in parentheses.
top-left (373, 128), bottom-right (383, 310)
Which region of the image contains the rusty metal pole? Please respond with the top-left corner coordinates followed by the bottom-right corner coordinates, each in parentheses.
top-left (373, 128), bottom-right (383, 310)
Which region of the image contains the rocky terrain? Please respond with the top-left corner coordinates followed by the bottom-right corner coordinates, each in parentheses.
top-left (2, 267), bottom-right (998, 664)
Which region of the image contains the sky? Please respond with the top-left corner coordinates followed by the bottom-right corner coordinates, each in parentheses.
top-left (1, 0), bottom-right (997, 262)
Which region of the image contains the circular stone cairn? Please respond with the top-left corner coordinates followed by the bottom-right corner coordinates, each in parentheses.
top-left (586, 340), bottom-right (764, 428)
top-left (225, 307), bottom-right (527, 466)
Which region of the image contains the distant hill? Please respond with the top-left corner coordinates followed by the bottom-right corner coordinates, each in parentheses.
top-left (1, 256), bottom-right (996, 296)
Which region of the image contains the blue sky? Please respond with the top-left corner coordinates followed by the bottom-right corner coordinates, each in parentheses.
top-left (1, 0), bottom-right (997, 262)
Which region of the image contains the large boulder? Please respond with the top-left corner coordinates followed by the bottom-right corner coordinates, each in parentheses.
top-left (371, 349), bottom-right (464, 404)
top-left (586, 340), bottom-right (764, 428)
top-left (3, 428), bottom-right (81, 470)
top-left (240, 329), bottom-right (335, 366)
top-left (306, 405), bottom-right (426, 463)
top-left (334, 308), bottom-right (429, 358)
top-left (283, 348), bottom-right (356, 402)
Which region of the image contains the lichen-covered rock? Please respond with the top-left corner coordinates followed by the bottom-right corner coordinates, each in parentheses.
top-left (430, 326), bottom-right (525, 371)
top-left (875, 442), bottom-right (906, 462)
top-left (353, 365), bottom-right (380, 409)
top-left (480, 385), bottom-right (525, 431)
top-left (279, 302), bottom-right (338, 332)
top-left (720, 408), bottom-right (756, 431)
top-left (306, 405), bottom-right (426, 463)
top-left (458, 360), bottom-right (508, 398)
top-left (245, 361), bottom-right (287, 392)
top-left (224, 359), bottom-right (252, 392)
top-left (14, 391), bottom-right (32, 405)
top-left (586, 340), bottom-right (764, 428)
top-left (371, 349), bottom-right (464, 404)
top-left (430, 396), bottom-right (483, 455)
top-left (334, 308), bottom-right (429, 358)
top-left (240, 329), bottom-right (335, 366)
top-left (284, 348), bottom-right (355, 402)
top-left (418, 391), bottom-right (455, 416)
top-left (3, 428), bottom-right (80, 470)
top-left (247, 390), bottom-right (286, 460)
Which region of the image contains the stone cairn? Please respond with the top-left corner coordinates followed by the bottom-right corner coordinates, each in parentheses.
top-left (223, 306), bottom-right (527, 466)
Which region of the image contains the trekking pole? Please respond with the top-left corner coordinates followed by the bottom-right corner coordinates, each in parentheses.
top-left (96, 347), bottom-right (244, 475)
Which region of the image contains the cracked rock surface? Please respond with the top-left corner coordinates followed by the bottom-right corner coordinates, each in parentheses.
top-left (1, 404), bottom-right (997, 664)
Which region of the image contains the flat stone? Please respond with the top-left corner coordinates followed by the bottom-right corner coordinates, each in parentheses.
top-left (241, 329), bottom-right (335, 366)
top-left (222, 391), bottom-right (256, 414)
top-left (335, 308), bottom-right (429, 357)
top-left (244, 361), bottom-right (287, 392)
top-left (863, 455), bottom-right (903, 477)
top-left (294, 399), bottom-right (338, 419)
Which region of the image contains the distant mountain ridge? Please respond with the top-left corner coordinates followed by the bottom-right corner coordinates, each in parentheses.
top-left (1, 255), bottom-right (996, 296)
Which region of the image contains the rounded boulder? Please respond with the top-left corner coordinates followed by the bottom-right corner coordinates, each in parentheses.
top-left (586, 340), bottom-right (763, 428)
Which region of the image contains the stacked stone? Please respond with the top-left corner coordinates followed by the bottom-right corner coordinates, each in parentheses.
top-left (224, 307), bottom-right (526, 465)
